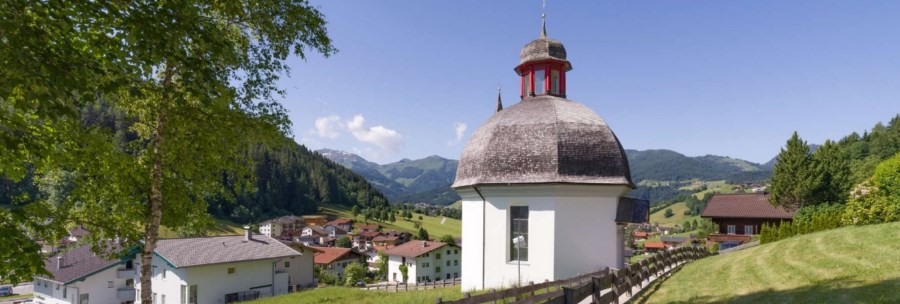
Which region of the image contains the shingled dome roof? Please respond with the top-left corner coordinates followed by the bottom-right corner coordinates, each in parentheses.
top-left (519, 37), bottom-right (572, 71)
top-left (452, 95), bottom-right (634, 188)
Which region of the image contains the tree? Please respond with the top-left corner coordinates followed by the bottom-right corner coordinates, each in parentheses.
top-left (344, 261), bottom-right (367, 286)
top-left (810, 140), bottom-right (852, 204)
top-left (692, 219), bottom-right (699, 230)
top-left (336, 236), bottom-right (352, 248)
top-left (388, 212), bottom-right (396, 223)
top-left (352, 205), bottom-right (360, 218)
top-left (376, 251), bottom-right (389, 280)
top-left (1, 1), bottom-right (335, 300)
top-left (664, 208), bottom-right (674, 218)
top-left (399, 263), bottom-right (409, 284)
top-left (682, 220), bottom-right (691, 229)
top-left (405, 210), bottom-right (413, 221)
top-left (418, 215), bottom-right (424, 220)
top-left (417, 227), bottom-right (430, 241)
top-left (439, 234), bottom-right (456, 245)
top-left (770, 132), bottom-right (817, 210)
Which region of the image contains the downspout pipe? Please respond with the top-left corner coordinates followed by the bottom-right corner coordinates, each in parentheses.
top-left (472, 186), bottom-right (487, 290)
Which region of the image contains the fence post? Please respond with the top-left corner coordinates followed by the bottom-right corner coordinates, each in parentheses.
top-left (562, 286), bottom-right (575, 304)
top-left (529, 281), bottom-right (535, 296)
top-left (435, 297), bottom-right (443, 304)
top-left (545, 279), bottom-right (551, 294)
top-left (490, 288), bottom-right (496, 304)
top-left (611, 270), bottom-right (621, 304)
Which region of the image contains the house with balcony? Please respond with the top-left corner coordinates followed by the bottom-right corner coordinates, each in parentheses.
top-left (385, 240), bottom-right (462, 284)
top-left (701, 193), bottom-right (795, 245)
top-left (311, 246), bottom-right (365, 282)
top-left (324, 218), bottom-right (353, 232)
top-left (135, 229), bottom-right (300, 304)
top-left (34, 244), bottom-right (137, 304)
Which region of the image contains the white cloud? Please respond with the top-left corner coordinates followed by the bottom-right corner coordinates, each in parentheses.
top-left (346, 114), bottom-right (404, 153)
top-left (447, 122), bottom-right (468, 146)
top-left (314, 115), bottom-right (343, 139)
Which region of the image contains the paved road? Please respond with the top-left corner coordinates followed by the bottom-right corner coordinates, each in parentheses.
top-left (0, 283), bottom-right (33, 304)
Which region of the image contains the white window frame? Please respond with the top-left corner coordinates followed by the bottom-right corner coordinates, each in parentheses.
top-left (727, 225), bottom-right (736, 234)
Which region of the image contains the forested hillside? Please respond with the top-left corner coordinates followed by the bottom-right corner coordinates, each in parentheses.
top-left (625, 149), bottom-right (770, 183)
top-left (0, 105), bottom-right (389, 224)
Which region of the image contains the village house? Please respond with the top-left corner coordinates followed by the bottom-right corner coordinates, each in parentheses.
top-left (34, 244), bottom-right (136, 304)
top-left (451, 15), bottom-right (648, 290)
top-left (357, 224), bottom-right (379, 233)
top-left (311, 246), bottom-right (365, 282)
top-left (258, 215), bottom-right (303, 239)
top-left (135, 229), bottom-right (300, 304)
top-left (277, 241), bottom-right (322, 290)
top-left (301, 215), bottom-right (327, 227)
top-left (660, 236), bottom-right (690, 249)
top-left (323, 225), bottom-right (349, 239)
top-left (352, 231), bottom-right (379, 250)
top-left (385, 241), bottom-right (462, 284)
top-left (300, 225), bottom-right (329, 245)
top-left (701, 193), bottom-right (794, 244)
top-left (324, 218), bottom-right (353, 232)
top-left (643, 242), bottom-right (666, 252)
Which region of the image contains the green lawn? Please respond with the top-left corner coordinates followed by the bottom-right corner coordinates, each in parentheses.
top-left (321, 205), bottom-right (461, 238)
top-left (247, 286), bottom-right (466, 304)
top-left (634, 221), bottom-right (900, 303)
top-left (692, 180), bottom-right (736, 199)
top-left (0, 293), bottom-right (31, 301)
top-left (649, 202), bottom-right (701, 228)
top-left (159, 219), bottom-right (245, 238)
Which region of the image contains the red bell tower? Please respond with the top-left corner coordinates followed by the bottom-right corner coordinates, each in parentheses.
top-left (514, 12), bottom-right (572, 99)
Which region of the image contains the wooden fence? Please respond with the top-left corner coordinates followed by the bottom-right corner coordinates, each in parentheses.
top-left (363, 278), bottom-right (462, 292)
top-left (436, 246), bottom-right (711, 304)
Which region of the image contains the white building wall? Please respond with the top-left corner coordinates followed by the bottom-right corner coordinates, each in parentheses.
top-left (275, 252), bottom-right (316, 288)
top-left (34, 263), bottom-right (133, 304)
top-left (386, 255), bottom-right (417, 284)
top-left (458, 184), bottom-right (627, 291)
top-left (135, 255), bottom-right (289, 304)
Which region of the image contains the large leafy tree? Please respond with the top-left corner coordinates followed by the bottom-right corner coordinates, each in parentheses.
top-left (770, 132), bottom-right (816, 210)
top-left (1, 1), bottom-right (335, 302)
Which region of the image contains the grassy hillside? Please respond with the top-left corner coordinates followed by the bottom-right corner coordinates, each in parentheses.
top-left (635, 222), bottom-right (900, 303)
top-left (649, 202), bottom-right (700, 227)
top-left (248, 286), bottom-right (466, 304)
top-left (158, 219), bottom-right (245, 238)
top-left (321, 205), bottom-right (461, 238)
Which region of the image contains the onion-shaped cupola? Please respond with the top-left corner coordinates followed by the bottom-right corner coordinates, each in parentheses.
top-left (515, 14), bottom-right (571, 99)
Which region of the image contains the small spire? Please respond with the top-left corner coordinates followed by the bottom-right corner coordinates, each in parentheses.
top-left (496, 84), bottom-right (503, 112)
top-left (541, 0), bottom-right (547, 38)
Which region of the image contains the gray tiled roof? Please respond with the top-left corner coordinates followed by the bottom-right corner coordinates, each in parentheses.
top-left (519, 36), bottom-right (571, 71)
top-left (453, 95), bottom-right (633, 188)
top-left (155, 235), bottom-right (299, 268)
top-left (39, 244), bottom-right (124, 284)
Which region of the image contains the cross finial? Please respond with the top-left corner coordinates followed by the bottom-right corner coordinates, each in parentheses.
top-left (541, 0), bottom-right (547, 38)
top-left (496, 83), bottom-right (503, 112)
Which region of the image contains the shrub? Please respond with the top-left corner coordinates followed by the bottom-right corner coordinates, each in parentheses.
top-left (842, 153), bottom-right (900, 225)
top-left (344, 261), bottom-right (368, 286)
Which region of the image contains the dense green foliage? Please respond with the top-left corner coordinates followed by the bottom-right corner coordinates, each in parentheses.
top-left (343, 261), bottom-right (367, 286)
top-left (760, 204), bottom-right (845, 244)
top-left (770, 132), bottom-right (817, 209)
top-left (842, 152), bottom-right (900, 225)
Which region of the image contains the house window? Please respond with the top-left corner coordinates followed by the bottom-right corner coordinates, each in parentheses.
top-left (152, 293), bottom-right (158, 304)
top-left (152, 266), bottom-right (158, 276)
top-left (436, 253), bottom-right (441, 259)
top-left (454, 260), bottom-right (458, 266)
top-left (126, 279), bottom-right (134, 287)
top-left (446, 260), bottom-right (451, 267)
top-left (57, 283), bottom-right (61, 290)
top-left (227, 267), bottom-right (236, 275)
top-left (745, 225), bottom-right (754, 235)
top-left (435, 266), bottom-right (441, 273)
top-left (107, 281), bottom-right (112, 288)
top-left (189, 285), bottom-right (198, 304)
top-left (447, 250), bottom-right (450, 255)
top-left (284, 261), bottom-right (290, 268)
top-left (447, 273), bottom-right (451, 280)
top-left (523, 74), bottom-right (531, 95)
top-left (162, 269), bottom-right (167, 279)
top-left (510, 206), bottom-right (529, 261)
top-left (181, 285), bottom-right (187, 304)
top-left (454, 249), bottom-right (458, 254)
top-left (79, 293), bottom-right (89, 304)
top-left (162, 294), bottom-right (166, 304)
top-left (727, 225), bottom-right (736, 234)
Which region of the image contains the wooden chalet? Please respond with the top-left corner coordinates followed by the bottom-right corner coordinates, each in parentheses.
top-left (701, 193), bottom-right (794, 243)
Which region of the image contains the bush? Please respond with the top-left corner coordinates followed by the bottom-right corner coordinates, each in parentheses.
top-left (664, 208), bottom-right (674, 218)
top-left (842, 153), bottom-right (900, 225)
top-left (761, 203), bottom-right (846, 244)
top-left (344, 261), bottom-right (368, 286)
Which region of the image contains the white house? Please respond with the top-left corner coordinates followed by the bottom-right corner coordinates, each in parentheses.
top-left (34, 244), bottom-right (136, 304)
top-left (385, 241), bottom-right (461, 284)
top-left (258, 220), bottom-right (283, 239)
top-left (311, 247), bottom-right (365, 282)
top-left (258, 215), bottom-right (304, 239)
top-left (324, 218), bottom-right (353, 232)
top-left (134, 230), bottom-right (300, 304)
top-left (451, 18), bottom-right (647, 291)
top-left (277, 241), bottom-right (322, 290)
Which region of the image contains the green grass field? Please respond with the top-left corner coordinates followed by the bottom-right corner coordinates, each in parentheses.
top-left (649, 202), bottom-right (701, 228)
top-left (635, 221), bottom-right (900, 303)
top-left (158, 219), bottom-right (245, 238)
top-left (0, 293), bottom-right (32, 301)
top-left (247, 286), bottom-right (466, 304)
top-left (692, 180), bottom-right (736, 199)
top-left (321, 205), bottom-right (461, 238)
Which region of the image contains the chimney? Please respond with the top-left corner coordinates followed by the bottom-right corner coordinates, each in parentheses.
top-left (244, 226), bottom-right (252, 241)
top-left (421, 241), bottom-right (427, 248)
top-left (57, 256), bottom-right (64, 269)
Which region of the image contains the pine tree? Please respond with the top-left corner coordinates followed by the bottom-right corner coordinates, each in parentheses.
top-left (770, 132), bottom-right (817, 210)
top-left (810, 140), bottom-right (852, 204)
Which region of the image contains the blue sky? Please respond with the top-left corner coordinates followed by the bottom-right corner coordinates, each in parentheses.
top-left (278, 1), bottom-right (900, 164)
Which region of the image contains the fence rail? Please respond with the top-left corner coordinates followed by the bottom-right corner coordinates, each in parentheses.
top-left (436, 246), bottom-right (711, 304)
top-left (362, 278), bottom-right (462, 292)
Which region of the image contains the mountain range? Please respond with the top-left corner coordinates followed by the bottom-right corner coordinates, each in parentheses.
top-left (318, 148), bottom-right (778, 206)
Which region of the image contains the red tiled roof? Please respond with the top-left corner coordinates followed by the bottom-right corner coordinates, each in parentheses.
top-left (643, 242), bottom-right (665, 249)
top-left (326, 218), bottom-right (353, 227)
top-left (311, 246), bottom-right (363, 265)
top-left (358, 224), bottom-right (379, 231)
top-left (701, 193), bottom-right (794, 219)
top-left (633, 231), bottom-right (648, 237)
top-left (384, 241), bottom-right (452, 259)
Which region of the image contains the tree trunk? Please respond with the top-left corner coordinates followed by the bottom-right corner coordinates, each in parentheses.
top-left (140, 66), bottom-right (172, 304)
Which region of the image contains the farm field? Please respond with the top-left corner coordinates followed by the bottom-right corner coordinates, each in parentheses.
top-left (648, 202), bottom-right (701, 228)
top-left (321, 205), bottom-right (461, 238)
